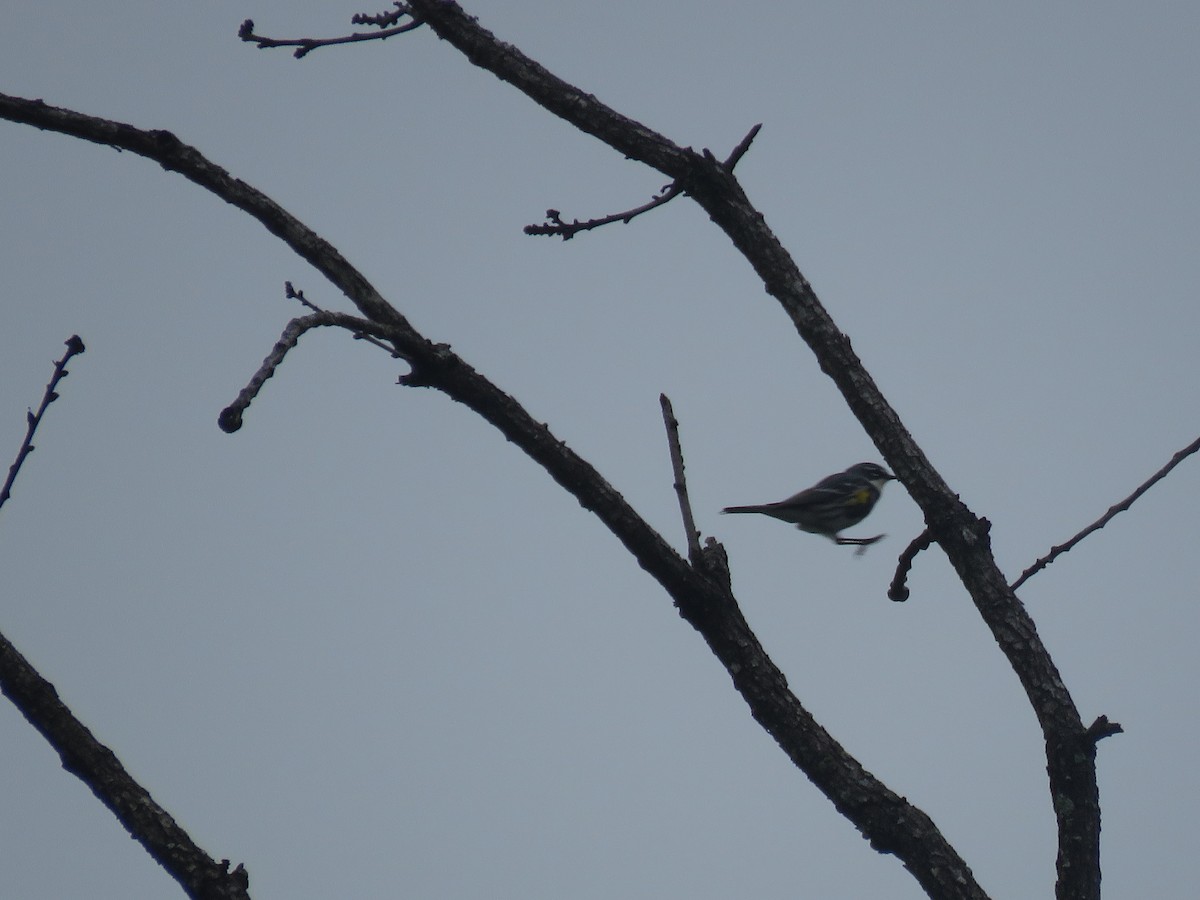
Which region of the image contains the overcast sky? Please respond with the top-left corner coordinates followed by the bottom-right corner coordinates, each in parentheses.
top-left (2, 3), bottom-right (1198, 898)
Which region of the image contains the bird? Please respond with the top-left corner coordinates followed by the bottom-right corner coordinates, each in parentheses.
top-left (721, 462), bottom-right (896, 547)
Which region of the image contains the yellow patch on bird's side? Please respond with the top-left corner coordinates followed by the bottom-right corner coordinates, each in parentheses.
top-left (849, 488), bottom-right (871, 505)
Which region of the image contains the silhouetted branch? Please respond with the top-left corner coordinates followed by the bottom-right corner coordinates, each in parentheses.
top-left (722, 123), bottom-right (762, 170)
top-left (0, 335), bottom-right (85, 513)
top-left (660, 394), bottom-right (702, 563)
top-left (285, 281), bottom-right (400, 355)
top-left (1084, 715), bottom-right (1123, 745)
top-left (219, 310), bottom-right (403, 434)
top-left (1, 84), bottom-right (990, 900)
top-left (1010, 435), bottom-right (1200, 591)
top-left (524, 182), bottom-right (682, 239)
top-left (238, 9), bottom-right (421, 59)
top-left (525, 124), bottom-right (761, 239)
top-left (352, 3), bottom-right (411, 29)
top-left (397, 6), bottom-right (1102, 894)
top-left (0, 630), bottom-right (250, 900)
top-left (887, 528), bottom-right (934, 602)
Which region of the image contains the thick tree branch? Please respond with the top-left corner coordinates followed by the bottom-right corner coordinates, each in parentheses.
top-left (0, 90), bottom-right (988, 900)
top-left (0, 631), bottom-right (251, 900)
top-left (400, 4), bottom-right (1103, 897)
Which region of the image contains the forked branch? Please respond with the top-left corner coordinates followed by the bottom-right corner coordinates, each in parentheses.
top-left (0, 87), bottom-right (989, 900)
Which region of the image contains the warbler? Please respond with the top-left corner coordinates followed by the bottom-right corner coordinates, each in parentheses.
top-left (721, 462), bottom-right (896, 547)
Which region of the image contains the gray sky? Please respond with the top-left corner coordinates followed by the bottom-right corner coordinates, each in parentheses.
top-left (2, 2), bottom-right (1198, 898)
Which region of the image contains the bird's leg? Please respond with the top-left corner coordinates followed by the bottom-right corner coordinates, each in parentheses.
top-left (835, 533), bottom-right (885, 549)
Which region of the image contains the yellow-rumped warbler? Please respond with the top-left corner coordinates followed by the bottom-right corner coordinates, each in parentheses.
top-left (721, 462), bottom-right (896, 547)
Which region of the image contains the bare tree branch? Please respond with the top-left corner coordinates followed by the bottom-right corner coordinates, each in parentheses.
top-left (1, 335), bottom-right (85, 513)
top-left (524, 125), bottom-right (762, 239)
top-left (1011, 435), bottom-right (1200, 591)
top-left (659, 394), bottom-right (702, 564)
top-left (0, 89), bottom-right (989, 900)
top-left (284, 281), bottom-right (402, 356)
top-left (0, 617), bottom-right (251, 899)
top-left (237, 8), bottom-right (421, 59)
top-left (887, 528), bottom-right (935, 603)
top-left (399, 4), bottom-right (1107, 897)
top-left (218, 309), bottom-right (403, 434)
top-left (524, 182), bottom-right (682, 240)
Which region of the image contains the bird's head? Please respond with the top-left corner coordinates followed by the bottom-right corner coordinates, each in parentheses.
top-left (847, 462), bottom-right (895, 488)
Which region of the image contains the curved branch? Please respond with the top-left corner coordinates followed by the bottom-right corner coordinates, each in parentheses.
top-left (218, 310), bottom-right (403, 433)
top-left (887, 528), bottom-right (934, 603)
top-left (524, 182), bottom-right (681, 240)
top-left (0, 90), bottom-right (988, 900)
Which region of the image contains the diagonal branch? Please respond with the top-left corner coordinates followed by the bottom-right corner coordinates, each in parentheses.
top-left (1011, 434), bottom-right (1200, 591)
top-left (0, 629), bottom-right (250, 899)
top-left (1, 335), bottom-right (86, 513)
top-left (0, 90), bottom-right (988, 900)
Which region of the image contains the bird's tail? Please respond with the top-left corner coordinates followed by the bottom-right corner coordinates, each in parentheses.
top-left (720, 504), bottom-right (773, 515)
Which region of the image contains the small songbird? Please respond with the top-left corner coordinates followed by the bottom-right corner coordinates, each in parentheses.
top-left (721, 462), bottom-right (896, 547)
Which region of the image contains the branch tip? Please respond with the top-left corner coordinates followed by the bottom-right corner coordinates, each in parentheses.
top-left (1, 335), bottom-right (87, 512)
top-left (1012, 434), bottom-right (1200, 590)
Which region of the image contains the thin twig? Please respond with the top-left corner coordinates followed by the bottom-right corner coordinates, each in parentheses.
top-left (525, 124), bottom-right (760, 239)
top-left (660, 394), bottom-right (702, 563)
top-left (1010, 435), bottom-right (1200, 591)
top-left (286, 281), bottom-right (399, 356)
top-left (1, 335), bottom-right (86, 513)
top-left (524, 182), bottom-right (682, 240)
top-left (238, 11), bottom-right (422, 59)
